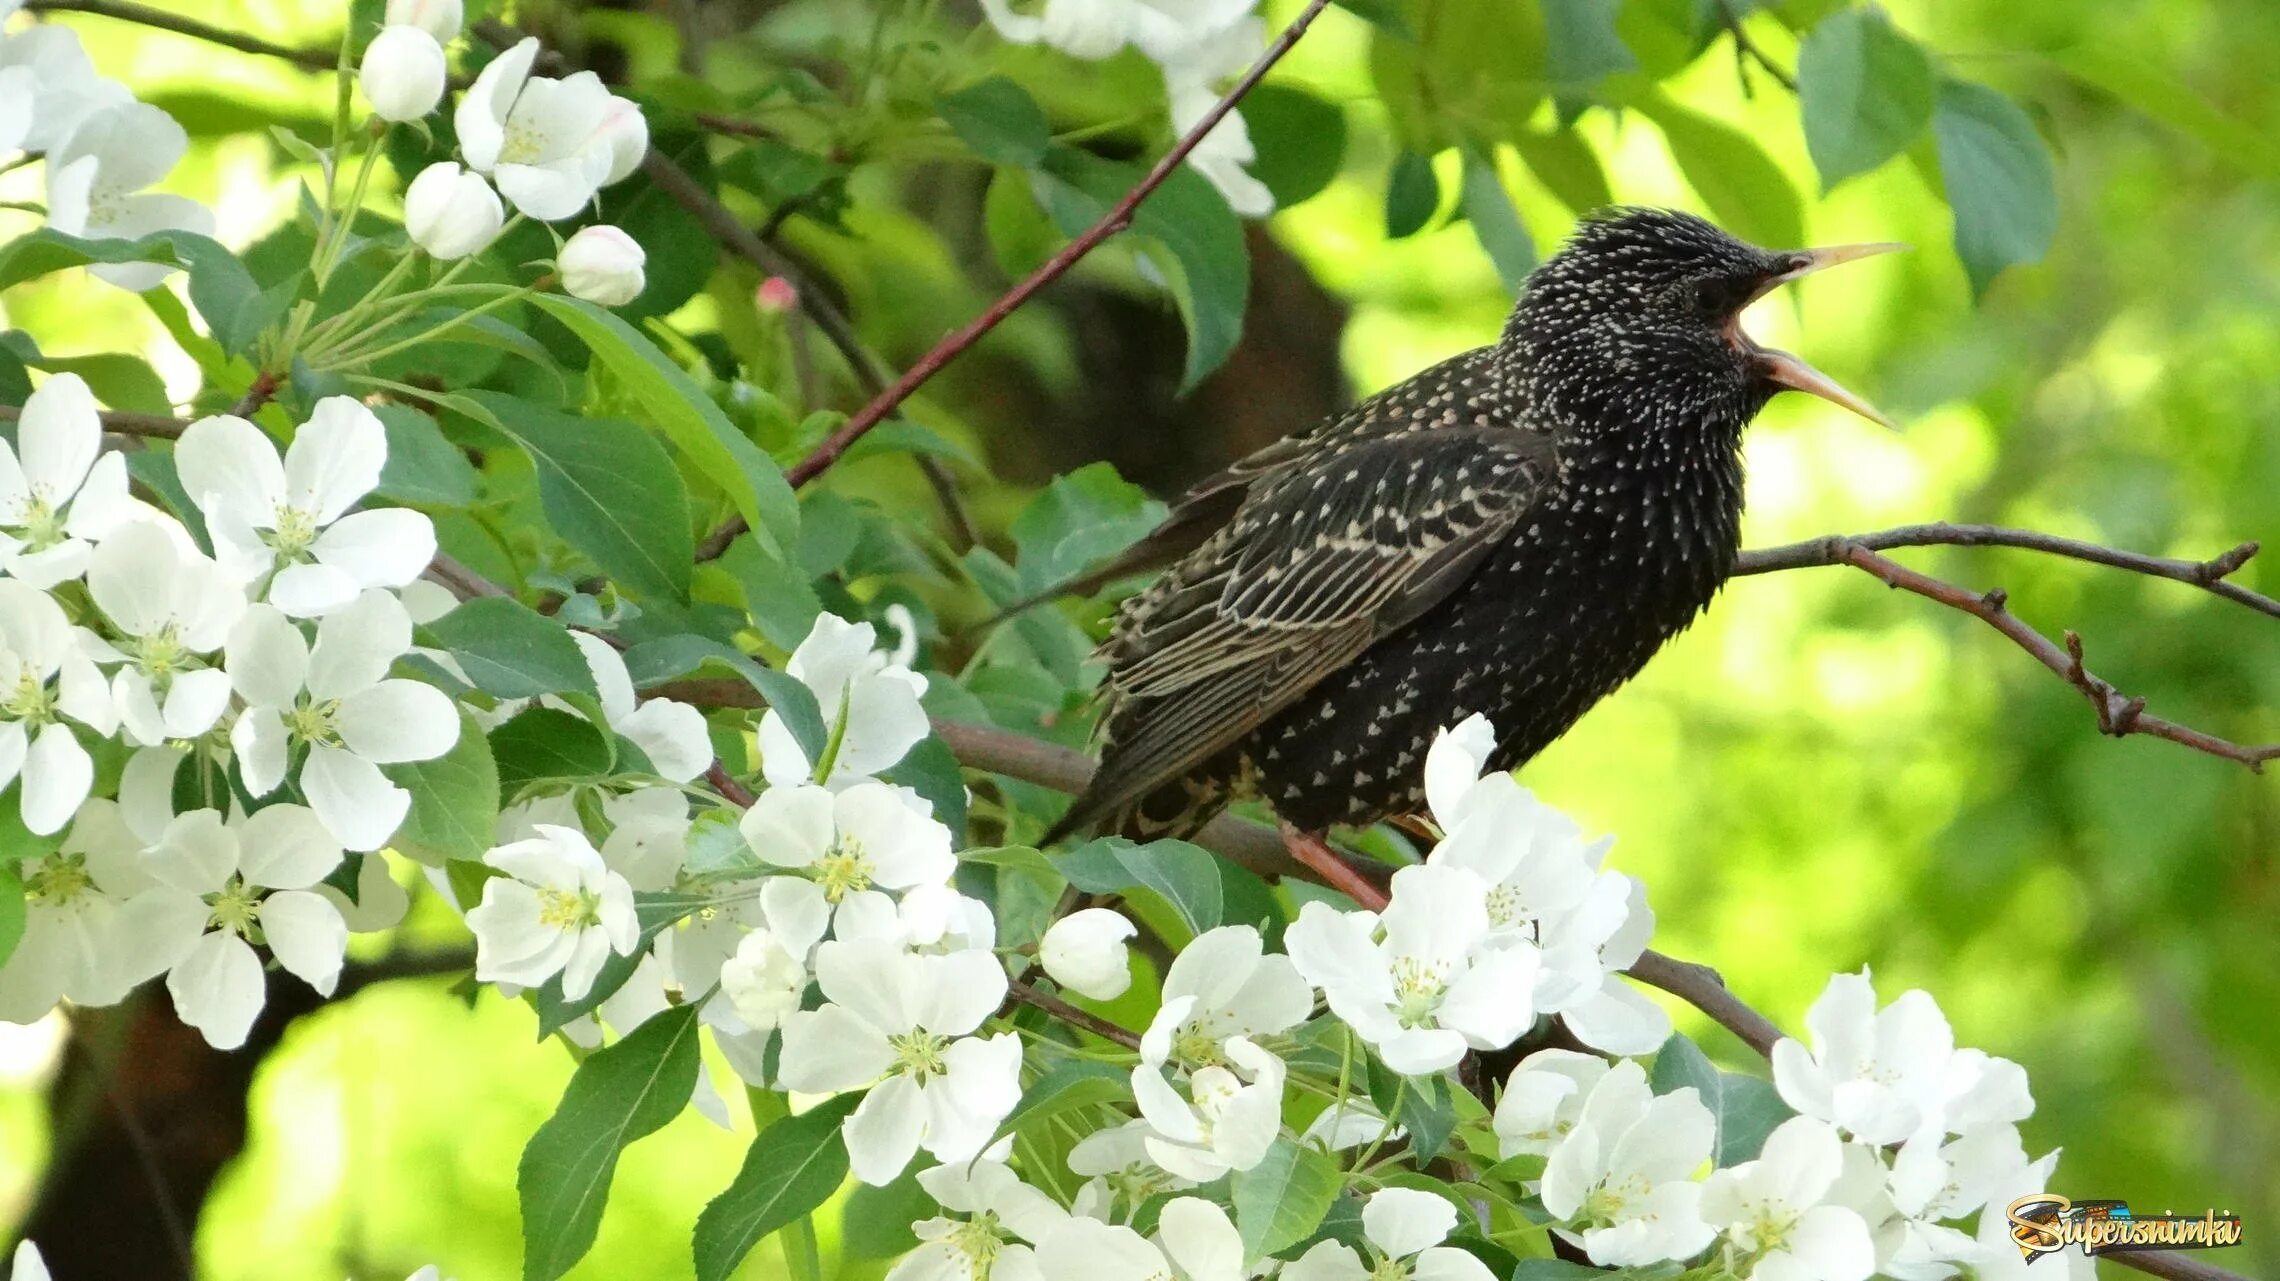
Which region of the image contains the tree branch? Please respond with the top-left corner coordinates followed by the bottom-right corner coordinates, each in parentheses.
top-left (771, 0), bottom-right (1337, 494)
top-left (0, 403), bottom-right (185, 439)
top-left (1006, 979), bottom-right (1141, 1051)
top-left (23, 0), bottom-right (335, 72)
top-left (1708, 0), bottom-right (1797, 95)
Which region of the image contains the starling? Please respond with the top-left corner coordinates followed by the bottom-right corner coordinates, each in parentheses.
top-left (1044, 208), bottom-right (1897, 857)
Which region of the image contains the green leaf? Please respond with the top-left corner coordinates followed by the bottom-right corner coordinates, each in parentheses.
top-left (427, 596), bottom-right (599, 700)
top-left (491, 707), bottom-right (615, 797)
top-left (720, 536), bottom-right (824, 652)
top-left (1034, 149), bottom-right (1250, 392)
top-left (1512, 127), bottom-right (1615, 215)
top-left (1647, 1032), bottom-right (1795, 1166)
top-left (1243, 84), bottom-right (1349, 209)
top-left (29, 352), bottom-right (169, 414)
top-left (0, 229), bottom-right (276, 356)
top-left (1384, 149), bottom-right (1441, 239)
top-left (373, 404), bottom-right (479, 506)
top-left (519, 1004), bottom-right (703, 1281)
top-left (527, 295), bottom-right (798, 559)
top-left (692, 1094), bottom-right (862, 1281)
top-left (1633, 90), bottom-right (1804, 249)
top-left (382, 711), bottom-right (500, 865)
top-left (1461, 149), bottom-right (1537, 291)
top-left (1543, 0), bottom-right (1637, 116)
top-left (1932, 78), bottom-right (2058, 298)
top-left (887, 734), bottom-right (968, 837)
top-left (1231, 1137), bottom-right (1342, 1259)
top-left (1797, 7), bottom-right (1936, 189)
top-left (0, 862), bottom-right (25, 972)
top-left (939, 76), bottom-right (1052, 168)
top-left (1008, 462), bottom-right (1166, 593)
top-left (1059, 837), bottom-right (1225, 935)
top-left (1334, 0), bottom-right (1413, 38)
top-left (840, 1170), bottom-right (929, 1259)
top-left (1370, 0), bottom-right (1546, 153)
top-left (2048, 45), bottom-right (2280, 185)
top-left (468, 391), bottom-right (696, 603)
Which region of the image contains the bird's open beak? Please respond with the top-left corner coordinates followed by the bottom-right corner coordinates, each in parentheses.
top-left (1732, 241), bottom-right (1908, 432)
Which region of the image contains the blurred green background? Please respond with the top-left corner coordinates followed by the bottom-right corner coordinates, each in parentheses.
top-left (1, 0), bottom-right (2274, 1276)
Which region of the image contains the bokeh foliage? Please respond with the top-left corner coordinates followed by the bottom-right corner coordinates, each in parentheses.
top-left (0, 0), bottom-right (2274, 1275)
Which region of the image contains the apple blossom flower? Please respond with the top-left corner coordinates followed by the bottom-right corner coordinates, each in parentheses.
top-left (41, 101), bottom-right (215, 291)
top-left (760, 612), bottom-right (930, 787)
top-left (831, 880), bottom-right (997, 955)
top-left (1701, 1117), bottom-right (1876, 1281)
top-left (1284, 863), bottom-right (1541, 1074)
top-left (978, 0), bottom-right (1257, 70)
top-left (174, 399), bottom-right (438, 617)
top-left (1039, 907), bottom-right (1136, 1000)
top-left (226, 591), bottom-right (460, 851)
top-left (1771, 970), bottom-right (1957, 1146)
top-left (0, 23), bottom-right (131, 154)
top-left (1493, 1047), bottom-right (1613, 1158)
top-left (776, 939), bottom-right (1021, 1184)
top-left (0, 800), bottom-right (204, 1023)
top-left (1540, 1059), bottom-right (1718, 1267)
top-left (1281, 1188), bottom-right (1496, 1281)
top-left (1887, 1122), bottom-right (2033, 1229)
top-left (1162, 38), bottom-right (1274, 219)
top-left (0, 578), bottom-right (119, 834)
top-left (1036, 1197), bottom-right (1248, 1281)
top-left (1956, 1151), bottom-right (2097, 1281)
top-left (1067, 1119), bottom-right (1194, 1219)
top-left (83, 521), bottom-right (245, 745)
top-left (359, 24), bottom-right (446, 122)
top-left (1138, 922), bottom-right (1312, 1069)
top-left (385, 0), bottom-right (464, 42)
top-left (455, 38), bottom-right (646, 220)
top-left (1130, 1036), bottom-right (1284, 1182)
top-left (1300, 1098), bottom-right (1403, 1151)
top-left (569, 632), bottom-right (711, 783)
top-left (558, 224), bottom-right (646, 306)
top-left (890, 1158), bottom-right (1067, 1281)
top-left (739, 781), bottom-right (954, 909)
top-left (403, 161), bottom-right (505, 260)
top-left (0, 373), bottom-right (138, 588)
top-left (467, 823), bottom-right (639, 1000)
top-left (715, 876), bottom-right (832, 1033)
top-left (143, 805), bottom-right (352, 1050)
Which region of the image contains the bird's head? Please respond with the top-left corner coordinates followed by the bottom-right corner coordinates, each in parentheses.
top-left (1504, 207), bottom-right (1900, 436)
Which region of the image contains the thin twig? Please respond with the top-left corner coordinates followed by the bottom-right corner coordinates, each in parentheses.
top-left (772, 0), bottom-right (1337, 493)
top-left (1006, 979), bottom-right (1141, 1050)
top-left (0, 403), bottom-right (185, 439)
top-left (24, 0), bottom-right (335, 71)
top-left (1707, 0), bottom-right (1797, 94)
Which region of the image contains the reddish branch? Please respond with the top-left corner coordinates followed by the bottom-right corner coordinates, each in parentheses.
top-left (1006, 979), bottom-right (1141, 1051)
top-left (0, 403), bottom-right (185, 439)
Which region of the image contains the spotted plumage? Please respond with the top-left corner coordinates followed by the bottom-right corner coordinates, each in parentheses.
top-left (1045, 208), bottom-right (1894, 842)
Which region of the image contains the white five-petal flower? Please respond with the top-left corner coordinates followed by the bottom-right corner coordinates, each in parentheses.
top-left (0, 577), bottom-right (118, 834)
top-left (454, 38), bottom-right (646, 220)
top-left (41, 101), bottom-right (216, 291)
top-left (1539, 1059), bottom-right (1719, 1267)
top-left (760, 612), bottom-right (930, 788)
top-left (889, 1158), bottom-right (1067, 1281)
top-left (0, 800), bottom-right (203, 1023)
top-left (1131, 1035), bottom-right (1285, 1182)
top-left (84, 520), bottom-right (245, 745)
top-left (466, 823), bottom-right (640, 1000)
top-left (1281, 1189), bottom-right (1496, 1281)
top-left (0, 373), bottom-right (137, 587)
top-left (1771, 970), bottom-right (1958, 1146)
top-left (1036, 1197), bottom-right (1249, 1281)
top-left (1701, 1117), bottom-right (1877, 1281)
top-left (1139, 922), bottom-right (1315, 1070)
top-left (740, 780), bottom-right (954, 909)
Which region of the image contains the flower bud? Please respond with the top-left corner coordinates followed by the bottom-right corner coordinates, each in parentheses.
top-left (359, 25), bottom-right (446, 123)
top-left (385, 0), bottom-right (464, 42)
top-left (403, 161), bottom-right (503, 260)
top-left (558, 225), bottom-right (646, 307)
top-left (1040, 907), bottom-right (1136, 1001)
top-left (755, 276), bottom-right (798, 314)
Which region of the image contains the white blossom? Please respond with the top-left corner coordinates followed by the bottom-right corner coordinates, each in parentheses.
top-left (716, 876), bottom-right (832, 1033)
top-left (0, 373), bottom-right (137, 588)
top-left (1956, 1151), bottom-right (2096, 1281)
top-left (1067, 1119), bottom-right (1193, 1218)
top-left (1139, 922), bottom-right (1314, 1069)
top-left (1771, 970), bottom-right (1958, 1146)
top-left (403, 161), bottom-right (504, 260)
top-left (467, 823), bottom-right (639, 1000)
top-left (761, 611), bottom-right (929, 787)
top-left (1285, 863), bottom-right (1540, 1074)
top-left (226, 591), bottom-right (460, 850)
top-left (1281, 1188), bottom-right (1495, 1281)
top-left (9, 1242), bottom-right (49, 1281)
top-left (1493, 1047), bottom-right (1612, 1158)
top-left (84, 521), bottom-right (244, 745)
top-left (359, 24), bottom-right (447, 122)
top-left (175, 399), bottom-right (437, 616)
top-left (1701, 1116), bottom-right (1877, 1281)
top-left (570, 632), bottom-right (711, 783)
top-left (1039, 907), bottom-right (1135, 1000)
top-left (558, 224), bottom-right (646, 306)
top-left (1131, 1036), bottom-right (1284, 1182)
top-left (777, 939), bottom-right (1020, 1184)
top-left (0, 801), bottom-right (203, 1023)
top-left (1036, 1197), bottom-right (1248, 1281)
top-left (740, 781), bottom-right (954, 909)
top-left (144, 805), bottom-right (351, 1050)
top-left (1161, 33), bottom-right (1274, 218)
top-left (0, 23), bottom-right (132, 154)
top-left (0, 578), bottom-right (119, 834)
top-left (385, 0), bottom-right (464, 43)
top-left (455, 38), bottom-right (645, 220)
top-left (42, 100), bottom-right (215, 291)
top-left (889, 1159), bottom-right (1065, 1281)
top-left (1539, 1059), bottom-right (1718, 1267)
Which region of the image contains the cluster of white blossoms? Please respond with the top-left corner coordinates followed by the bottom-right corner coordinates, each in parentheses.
top-left (979, 0), bottom-right (1274, 216)
top-left (0, 0), bottom-right (211, 289)
top-left (362, 4), bottom-right (651, 303)
top-left (0, 377), bottom-right (448, 1049)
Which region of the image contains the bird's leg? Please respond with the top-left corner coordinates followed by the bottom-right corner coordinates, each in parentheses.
top-left (1277, 820), bottom-right (1390, 911)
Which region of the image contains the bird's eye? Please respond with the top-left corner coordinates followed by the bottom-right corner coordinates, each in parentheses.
top-left (1691, 275), bottom-right (1757, 318)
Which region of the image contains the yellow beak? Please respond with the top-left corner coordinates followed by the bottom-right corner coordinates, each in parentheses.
top-left (1747, 242), bottom-right (1908, 432)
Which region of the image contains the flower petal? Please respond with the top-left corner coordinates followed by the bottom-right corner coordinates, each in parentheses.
top-left (173, 412), bottom-right (286, 522)
top-left (260, 889), bottom-right (348, 994)
top-left (166, 930), bottom-right (264, 1050)
top-left (300, 744), bottom-right (410, 852)
top-left (286, 398), bottom-right (387, 524)
top-left (335, 678), bottom-right (459, 763)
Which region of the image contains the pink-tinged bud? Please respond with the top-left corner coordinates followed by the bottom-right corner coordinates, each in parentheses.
top-left (756, 276), bottom-right (798, 314)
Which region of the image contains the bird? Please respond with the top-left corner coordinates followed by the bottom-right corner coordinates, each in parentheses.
top-left (1040, 208), bottom-right (1898, 877)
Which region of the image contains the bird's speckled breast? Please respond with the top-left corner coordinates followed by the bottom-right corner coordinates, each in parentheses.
top-left (1245, 436), bottom-right (1744, 831)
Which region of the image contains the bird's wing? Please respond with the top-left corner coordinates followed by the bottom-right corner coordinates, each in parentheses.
top-left (1074, 426), bottom-right (1559, 825)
